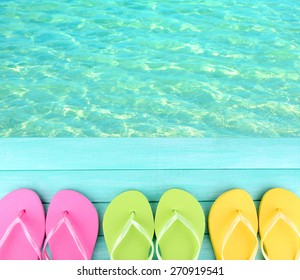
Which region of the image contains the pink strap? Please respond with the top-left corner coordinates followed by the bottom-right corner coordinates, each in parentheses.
top-left (42, 211), bottom-right (88, 260)
top-left (0, 210), bottom-right (42, 259)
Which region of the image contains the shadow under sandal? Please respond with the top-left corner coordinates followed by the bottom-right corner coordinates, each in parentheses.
top-left (0, 188), bottom-right (45, 260)
top-left (208, 189), bottom-right (258, 260)
top-left (259, 188), bottom-right (300, 260)
top-left (155, 188), bottom-right (205, 260)
top-left (103, 190), bottom-right (154, 260)
top-left (43, 190), bottom-right (99, 260)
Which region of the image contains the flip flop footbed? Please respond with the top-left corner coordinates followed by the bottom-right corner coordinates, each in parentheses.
top-left (208, 189), bottom-right (258, 260)
top-left (259, 188), bottom-right (300, 260)
top-left (103, 190), bottom-right (154, 260)
top-left (0, 189), bottom-right (45, 260)
top-left (45, 190), bottom-right (98, 260)
top-left (155, 189), bottom-right (205, 260)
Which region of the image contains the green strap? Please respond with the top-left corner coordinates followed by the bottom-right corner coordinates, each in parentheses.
top-left (155, 210), bottom-right (201, 260)
top-left (110, 211), bottom-right (154, 260)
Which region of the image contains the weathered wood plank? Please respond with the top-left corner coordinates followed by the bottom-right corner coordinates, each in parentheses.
top-left (1, 138), bottom-right (300, 170)
top-left (1, 169), bottom-right (300, 202)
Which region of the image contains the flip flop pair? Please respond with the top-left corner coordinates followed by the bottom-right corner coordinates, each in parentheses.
top-left (0, 189), bottom-right (98, 260)
top-left (208, 188), bottom-right (300, 260)
top-left (103, 189), bottom-right (205, 260)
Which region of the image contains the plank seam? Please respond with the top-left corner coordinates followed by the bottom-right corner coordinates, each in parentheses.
top-left (1, 168), bottom-right (300, 172)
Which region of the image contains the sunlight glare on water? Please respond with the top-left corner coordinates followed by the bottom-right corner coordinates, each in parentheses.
top-left (0, 0), bottom-right (299, 137)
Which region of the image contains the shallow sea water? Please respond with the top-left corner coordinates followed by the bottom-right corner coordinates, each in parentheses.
top-left (0, 0), bottom-right (299, 137)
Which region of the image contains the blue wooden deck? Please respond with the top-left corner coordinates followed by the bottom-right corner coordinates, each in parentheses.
top-left (1, 138), bottom-right (300, 260)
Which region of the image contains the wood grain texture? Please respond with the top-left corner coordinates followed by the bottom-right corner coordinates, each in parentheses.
top-left (1, 138), bottom-right (300, 170)
top-left (1, 169), bottom-right (300, 202)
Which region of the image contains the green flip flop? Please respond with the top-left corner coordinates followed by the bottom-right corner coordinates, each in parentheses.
top-left (155, 189), bottom-right (205, 260)
top-left (103, 190), bottom-right (154, 260)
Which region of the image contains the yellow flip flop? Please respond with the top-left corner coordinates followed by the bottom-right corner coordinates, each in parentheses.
top-left (208, 189), bottom-right (258, 260)
top-left (259, 188), bottom-right (300, 260)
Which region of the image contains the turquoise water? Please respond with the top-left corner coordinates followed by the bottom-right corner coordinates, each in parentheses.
top-left (0, 0), bottom-right (299, 137)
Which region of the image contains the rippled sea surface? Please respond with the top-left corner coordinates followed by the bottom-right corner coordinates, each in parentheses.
top-left (0, 0), bottom-right (299, 137)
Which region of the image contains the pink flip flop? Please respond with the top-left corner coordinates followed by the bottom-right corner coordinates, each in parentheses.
top-left (43, 190), bottom-right (99, 260)
top-left (0, 189), bottom-right (45, 260)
